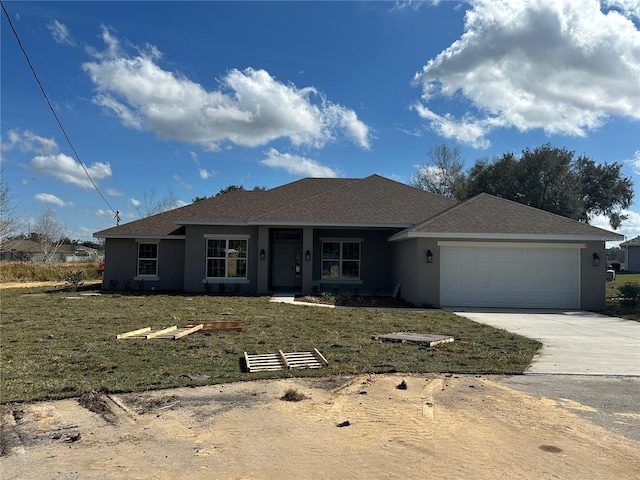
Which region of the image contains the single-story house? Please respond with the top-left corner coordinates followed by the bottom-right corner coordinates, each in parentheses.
top-left (619, 236), bottom-right (640, 272)
top-left (0, 240), bottom-right (100, 262)
top-left (94, 175), bottom-right (622, 310)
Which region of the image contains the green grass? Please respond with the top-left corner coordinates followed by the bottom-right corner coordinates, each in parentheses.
top-left (0, 286), bottom-right (541, 403)
top-left (604, 272), bottom-right (640, 322)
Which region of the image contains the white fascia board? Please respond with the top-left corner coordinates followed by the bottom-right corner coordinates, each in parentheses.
top-left (438, 241), bottom-right (587, 249)
top-left (96, 234), bottom-right (186, 240)
top-left (388, 231), bottom-right (621, 242)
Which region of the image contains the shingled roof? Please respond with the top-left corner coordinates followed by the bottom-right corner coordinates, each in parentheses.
top-left (95, 175), bottom-right (457, 237)
top-left (391, 193), bottom-right (623, 241)
top-left (95, 176), bottom-right (622, 241)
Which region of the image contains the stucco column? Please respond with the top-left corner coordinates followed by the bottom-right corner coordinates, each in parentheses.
top-left (302, 227), bottom-right (314, 292)
top-left (256, 226), bottom-right (269, 293)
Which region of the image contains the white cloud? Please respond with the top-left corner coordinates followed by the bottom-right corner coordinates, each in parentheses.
top-left (129, 198), bottom-right (141, 207)
top-left (412, 0), bottom-right (640, 147)
top-left (173, 174), bottom-right (192, 190)
top-left (34, 193), bottom-right (73, 207)
top-left (190, 151), bottom-right (199, 163)
top-left (1, 129), bottom-right (59, 155)
top-left (96, 209), bottom-right (112, 216)
top-left (82, 27), bottom-right (371, 151)
top-left (628, 150), bottom-right (640, 174)
top-left (30, 153), bottom-right (112, 189)
top-left (106, 188), bottom-right (124, 196)
top-left (47, 20), bottom-right (75, 46)
top-left (260, 148), bottom-right (340, 178)
top-left (199, 168), bottom-right (214, 180)
top-left (605, 0), bottom-right (640, 20)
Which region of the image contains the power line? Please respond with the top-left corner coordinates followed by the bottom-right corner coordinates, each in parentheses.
top-left (1, 1), bottom-right (118, 219)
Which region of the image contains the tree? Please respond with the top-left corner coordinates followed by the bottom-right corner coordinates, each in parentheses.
top-left (193, 185), bottom-right (267, 202)
top-left (136, 189), bottom-right (180, 217)
top-left (461, 144), bottom-right (633, 229)
top-left (410, 144), bottom-right (465, 198)
top-left (0, 171), bottom-right (22, 251)
top-left (575, 156), bottom-right (633, 229)
top-left (32, 209), bottom-right (67, 263)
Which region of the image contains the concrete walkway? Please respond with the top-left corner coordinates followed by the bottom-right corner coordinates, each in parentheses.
top-left (447, 309), bottom-right (640, 376)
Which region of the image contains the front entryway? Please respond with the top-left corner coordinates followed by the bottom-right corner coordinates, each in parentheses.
top-left (271, 230), bottom-right (303, 290)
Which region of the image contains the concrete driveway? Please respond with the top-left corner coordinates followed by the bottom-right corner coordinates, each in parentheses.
top-left (447, 309), bottom-right (640, 376)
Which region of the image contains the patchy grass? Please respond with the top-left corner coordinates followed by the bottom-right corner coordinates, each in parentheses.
top-left (0, 286), bottom-right (541, 404)
top-left (604, 272), bottom-right (640, 322)
top-left (0, 261), bottom-right (102, 283)
top-left (281, 388), bottom-right (307, 402)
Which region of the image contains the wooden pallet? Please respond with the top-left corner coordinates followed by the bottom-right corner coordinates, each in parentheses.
top-left (185, 320), bottom-right (243, 331)
top-left (244, 349), bottom-right (328, 373)
top-left (372, 332), bottom-right (454, 346)
top-left (117, 324), bottom-right (203, 340)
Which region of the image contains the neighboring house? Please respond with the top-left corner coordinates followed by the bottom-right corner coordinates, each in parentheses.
top-left (0, 240), bottom-right (99, 262)
top-left (94, 175), bottom-right (622, 310)
top-left (619, 236), bottom-right (640, 272)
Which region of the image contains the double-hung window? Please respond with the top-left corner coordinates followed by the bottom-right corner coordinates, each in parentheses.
top-left (205, 236), bottom-right (248, 280)
top-left (321, 239), bottom-right (361, 280)
top-left (137, 242), bottom-right (158, 278)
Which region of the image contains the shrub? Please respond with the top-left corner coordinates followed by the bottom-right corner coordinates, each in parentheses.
top-left (63, 270), bottom-right (84, 291)
top-left (617, 282), bottom-right (640, 306)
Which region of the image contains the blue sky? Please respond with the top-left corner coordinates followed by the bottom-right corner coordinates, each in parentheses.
top-left (2, 0), bottom-right (639, 243)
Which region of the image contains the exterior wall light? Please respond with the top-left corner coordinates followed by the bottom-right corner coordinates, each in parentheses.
top-left (592, 253), bottom-right (600, 267)
top-left (305, 250), bottom-right (311, 261)
top-left (260, 249), bottom-right (266, 261)
top-left (426, 249), bottom-right (433, 263)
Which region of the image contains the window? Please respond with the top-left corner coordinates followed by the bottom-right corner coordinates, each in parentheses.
top-left (137, 242), bottom-right (158, 276)
top-left (206, 238), bottom-right (248, 279)
top-left (322, 240), bottom-right (360, 279)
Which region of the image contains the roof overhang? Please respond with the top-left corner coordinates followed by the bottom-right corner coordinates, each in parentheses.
top-left (388, 231), bottom-right (624, 242)
top-left (94, 234), bottom-right (186, 240)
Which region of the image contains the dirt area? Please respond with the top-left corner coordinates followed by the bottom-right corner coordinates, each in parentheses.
top-left (1, 374), bottom-right (638, 479)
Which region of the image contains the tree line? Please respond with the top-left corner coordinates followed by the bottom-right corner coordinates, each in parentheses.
top-left (410, 143), bottom-right (633, 229)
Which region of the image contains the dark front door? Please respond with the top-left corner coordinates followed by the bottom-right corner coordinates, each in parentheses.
top-left (271, 231), bottom-right (302, 289)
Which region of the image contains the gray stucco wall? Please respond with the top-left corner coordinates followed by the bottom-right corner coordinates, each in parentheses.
top-left (183, 225), bottom-right (259, 293)
top-left (102, 238), bottom-right (185, 291)
top-left (581, 240), bottom-right (607, 311)
top-left (312, 228), bottom-right (398, 295)
top-left (625, 246), bottom-right (640, 272)
top-left (390, 238), bottom-right (439, 307)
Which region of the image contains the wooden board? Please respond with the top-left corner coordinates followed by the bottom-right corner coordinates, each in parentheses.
top-left (185, 321), bottom-right (243, 331)
top-left (372, 332), bottom-right (454, 347)
top-left (117, 324), bottom-right (203, 340)
top-left (244, 349), bottom-right (329, 373)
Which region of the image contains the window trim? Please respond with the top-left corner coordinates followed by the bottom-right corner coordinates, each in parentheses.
top-left (203, 235), bottom-right (250, 283)
top-left (134, 240), bottom-right (159, 281)
top-left (320, 238), bottom-right (362, 282)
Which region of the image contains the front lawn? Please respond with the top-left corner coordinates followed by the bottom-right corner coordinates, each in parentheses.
top-left (0, 286), bottom-right (540, 403)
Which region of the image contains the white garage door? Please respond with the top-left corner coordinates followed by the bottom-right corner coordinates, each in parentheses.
top-left (440, 243), bottom-right (581, 309)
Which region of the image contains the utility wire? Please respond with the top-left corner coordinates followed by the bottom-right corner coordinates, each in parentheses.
top-left (1, 1), bottom-right (118, 220)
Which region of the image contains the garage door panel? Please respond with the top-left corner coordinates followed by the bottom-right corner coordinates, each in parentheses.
top-left (440, 245), bottom-right (580, 309)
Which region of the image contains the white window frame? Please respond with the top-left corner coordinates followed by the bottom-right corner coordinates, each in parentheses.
top-left (320, 237), bottom-right (362, 283)
top-left (134, 240), bottom-right (159, 281)
top-left (203, 234), bottom-right (250, 284)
